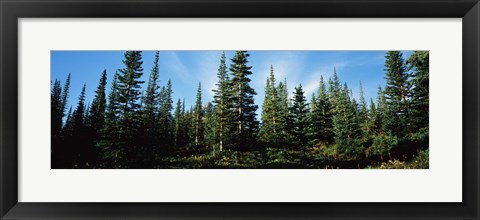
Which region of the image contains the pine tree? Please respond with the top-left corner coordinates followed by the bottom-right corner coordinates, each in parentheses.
top-left (71, 84), bottom-right (87, 167)
top-left (192, 82), bottom-right (205, 146)
top-left (229, 51), bottom-right (259, 150)
top-left (143, 51), bottom-right (160, 123)
top-left (333, 83), bottom-right (361, 156)
top-left (212, 52), bottom-right (232, 151)
top-left (368, 98), bottom-right (379, 135)
top-left (204, 102), bottom-right (217, 154)
top-left (358, 81), bottom-right (369, 136)
top-left (80, 70), bottom-right (108, 167)
top-left (328, 67), bottom-right (341, 105)
top-left (51, 79), bottom-right (63, 139)
top-left (276, 79), bottom-right (290, 147)
top-left (98, 72), bottom-right (125, 168)
top-left (406, 51), bottom-right (429, 133)
top-left (117, 51), bottom-right (145, 167)
top-left (158, 80), bottom-right (174, 150)
top-left (60, 73), bottom-right (71, 120)
top-left (308, 76), bottom-right (334, 145)
top-left (88, 70), bottom-right (108, 132)
top-left (376, 86), bottom-right (388, 133)
top-left (260, 65), bottom-right (281, 147)
top-left (51, 79), bottom-right (64, 168)
top-left (288, 85), bottom-right (310, 158)
top-left (383, 51), bottom-right (409, 137)
top-left (140, 51), bottom-right (160, 166)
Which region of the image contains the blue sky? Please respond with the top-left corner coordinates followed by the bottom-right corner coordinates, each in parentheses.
top-left (51, 50), bottom-right (412, 116)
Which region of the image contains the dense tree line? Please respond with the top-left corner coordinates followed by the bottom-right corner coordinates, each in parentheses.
top-left (51, 50), bottom-right (429, 169)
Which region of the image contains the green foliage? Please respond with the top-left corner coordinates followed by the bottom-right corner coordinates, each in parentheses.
top-left (383, 51), bottom-right (409, 137)
top-left (407, 51), bottom-right (429, 133)
top-left (288, 85), bottom-right (310, 152)
top-left (212, 51), bottom-right (233, 151)
top-left (192, 82), bottom-right (205, 146)
top-left (373, 149), bottom-right (429, 169)
top-left (229, 51), bottom-right (259, 150)
top-left (365, 134), bottom-right (398, 158)
top-left (308, 76), bottom-right (334, 146)
top-left (53, 50), bottom-right (429, 169)
top-left (260, 65), bottom-right (282, 147)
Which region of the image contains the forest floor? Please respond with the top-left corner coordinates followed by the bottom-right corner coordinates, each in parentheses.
top-left (154, 146), bottom-right (429, 169)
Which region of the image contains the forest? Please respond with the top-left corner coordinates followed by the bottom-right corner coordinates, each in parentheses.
top-left (51, 51), bottom-right (429, 169)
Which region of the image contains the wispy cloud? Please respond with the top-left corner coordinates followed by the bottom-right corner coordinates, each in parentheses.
top-left (196, 52), bottom-right (222, 98)
top-left (161, 51), bottom-right (190, 82)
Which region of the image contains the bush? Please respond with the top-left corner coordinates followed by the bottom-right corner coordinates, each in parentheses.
top-left (373, 149), bottom-right (429, 169)
top-left (365, 134), bottom-right (398, 158)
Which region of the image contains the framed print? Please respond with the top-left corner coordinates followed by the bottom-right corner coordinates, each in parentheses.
top-left (1, 0), bottom-right (479, 219)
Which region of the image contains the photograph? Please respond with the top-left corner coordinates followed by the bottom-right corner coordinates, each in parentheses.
top-left (51, 50), bottom-right (429, 169)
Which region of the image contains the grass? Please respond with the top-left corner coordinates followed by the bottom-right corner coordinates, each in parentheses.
top-left (153, 145), bottom-right (429, 169)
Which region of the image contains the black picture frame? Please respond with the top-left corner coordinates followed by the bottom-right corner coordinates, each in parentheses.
top-left (1, 0), bottom-right (479, 219)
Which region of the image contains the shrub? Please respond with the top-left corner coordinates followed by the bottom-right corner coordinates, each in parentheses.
top-left (365, 134), bottom-right (398, 158)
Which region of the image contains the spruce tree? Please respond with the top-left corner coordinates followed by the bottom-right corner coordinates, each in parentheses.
top-left (98, 72), bottom-right (125, 168)
top-left (204, 102), bottom-right (217, 154)
top-left (260, 65), bottom-right (281, 147)
top-left (368, 99), bottom-right (381, 136)
top-left (60, 73), bottom-right (71, 120)
top-left (276, 79), bottom-right (290, 147)
top-left (140, 51), bottom-right (160, 166)
top-left (383, 51), bottom-right (409, 137)
top-left (174, 98), bottom-right (182, 148)
top-left (117, 51), bottom-right (145, 167)
top-left (158, 80), bottom-right (174, 150)
top-left (71, 84), bottom-right (87, 167)
top-left (308, 76), bottom-right (334, 145)
top-left (333, 83), bottom-right (361, 156)
top-left (406, 51), bottom-right (429, 133)
top-left (88, 70), bottom-right (108, 132)
top-left (51, 79), bottom-right (63, 140)
top-left (193, 82), bottom-right (205, 146)
top-left (288, 84), bottom-right (310, 153)
top-left (358, 81), bottom-right (369, 136)
top-left (51, 79), bottom-right (64, 168)
top-left (82, 70), bottom-right (108, 167)
top-left (229, 51), bottom-right (259, 150)
top-left (212, 52), bottom-right (232, 151)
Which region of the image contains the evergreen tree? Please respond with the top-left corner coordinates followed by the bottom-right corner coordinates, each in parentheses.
top-left (204, 102), bottom-right (217, 154)
top-left (98, 72), bottom-right (125, 168)
top-left (51, 79), bottom-right (63, 139)
top-left (406, 51), bottom-right (429, 133)
top-left (71, 84), bottom-right (88, 167)
top-left (174, 98), bottom-right (182, 148)
top-left (192, 82), bottom-right (205, 146)
top-left (212, 52), bottom-right (232, 151)
top-left (81, 70), bottom-right (108, 167)
top-left (260, 65), bottom-right (281, 147)
top-left (328, 67), bottom-right (341, 105)
top-left (368, 98), bottom-right (379, 135)
top-left (308, 76), bottom-right (334, 145)
top-left (140, 51), bottom-right (160, 166)
top-left (376, 86), bottom-right (388, 133)
top-left (51, 79), bottom-right (64, 168)
top-left (117, 51), bottom-right (145, 167)
top-left (229, 51), bottom-right (259, 150)
top-left (333, 83), bottom-right (361, 156)
top-left (88, 70), bottom-right (108, 132)
top-left (60, 73), bottom-right (71, 120)
top-left (383, 51), bottom-right (409, 137)
top-left (358, 81), bottom-right (369, 136)
top-left (288, 84), bottom-right (310, 154)
top-left (158, 80), bottom-right (174, 150)
top-left (276, 79), bottom-right (290, 146)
